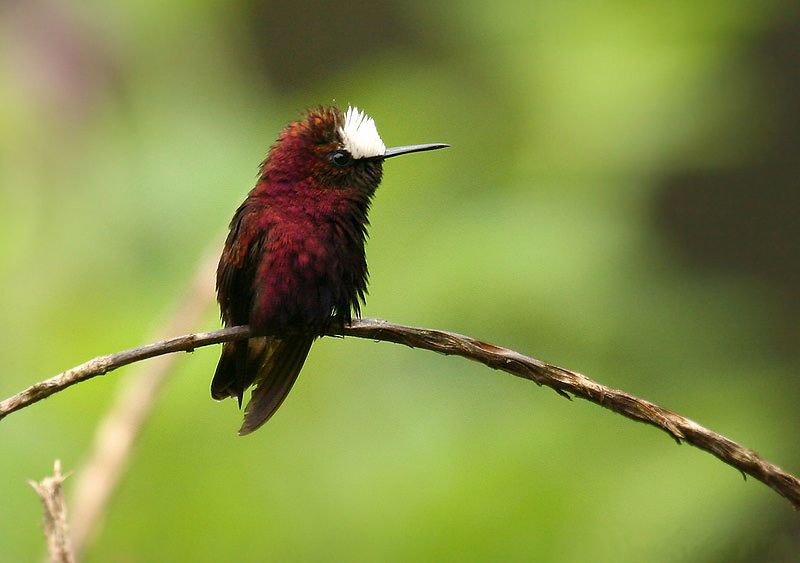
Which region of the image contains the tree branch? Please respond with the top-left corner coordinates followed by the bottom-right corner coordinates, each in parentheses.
top-left (3, 319), bottom-right (799, 510)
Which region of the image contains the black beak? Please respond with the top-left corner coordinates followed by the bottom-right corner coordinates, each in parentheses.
top-left (382, 143), bottom-right (450, 159)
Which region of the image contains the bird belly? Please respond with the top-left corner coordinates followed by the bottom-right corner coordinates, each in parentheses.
top-left (250, 226), bottom-right (364, 336)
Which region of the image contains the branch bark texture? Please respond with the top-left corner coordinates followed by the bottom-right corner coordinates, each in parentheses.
top-left (4, 319), bottom-right (799, 510)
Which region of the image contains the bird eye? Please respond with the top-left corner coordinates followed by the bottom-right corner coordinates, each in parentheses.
top-left (330, 150), bottom-right (353, 167)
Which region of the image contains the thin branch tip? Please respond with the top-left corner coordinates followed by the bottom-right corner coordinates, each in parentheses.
top-left (30, 459), bottom-right (75, 563)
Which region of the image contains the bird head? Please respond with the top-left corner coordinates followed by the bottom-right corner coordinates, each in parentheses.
top-left (260, 106), bottom-right (448, 194)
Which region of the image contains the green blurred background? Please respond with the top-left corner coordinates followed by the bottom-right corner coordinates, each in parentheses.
top-left (1, 0), bottom-right (798, 560)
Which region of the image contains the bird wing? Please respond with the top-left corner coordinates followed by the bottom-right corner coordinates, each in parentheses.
top-left (216, 201), bottom-right (265, 327)
top-left (211, 200), bottom-right (315, 433)
top-left (211, 201), bottom-right (266, 403)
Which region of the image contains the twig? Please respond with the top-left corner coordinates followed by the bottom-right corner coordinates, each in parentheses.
top-left (69, 248), bottom-right (218, 561)
top-left (4, 319), bottom-right (800, 510)
top-left (29, 460), bottom-right (75, 563)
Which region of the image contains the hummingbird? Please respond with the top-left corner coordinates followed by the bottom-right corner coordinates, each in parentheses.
top-left (212, 105), bottom-right (448, 434)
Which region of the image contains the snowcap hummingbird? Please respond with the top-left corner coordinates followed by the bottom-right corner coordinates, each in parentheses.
top-left (213, 105), bottom-right (448, 434)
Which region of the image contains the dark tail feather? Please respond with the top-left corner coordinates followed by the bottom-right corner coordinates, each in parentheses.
top-left (211, 341), bottom-right (248, 404)
top-left (238, 336), bottom-right (314, 435)
top-left (211, 337), bottom-right (275, 406)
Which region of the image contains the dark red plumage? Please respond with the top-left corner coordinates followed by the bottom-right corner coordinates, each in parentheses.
top-left (212, 105), bottom-right (447, 434)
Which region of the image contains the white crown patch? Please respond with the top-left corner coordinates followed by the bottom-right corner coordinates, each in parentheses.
top-left (339, 106), bottom-right (386, 159)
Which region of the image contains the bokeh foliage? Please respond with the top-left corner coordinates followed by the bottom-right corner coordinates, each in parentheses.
top-left (1, 0), bottom-right (798, 561)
